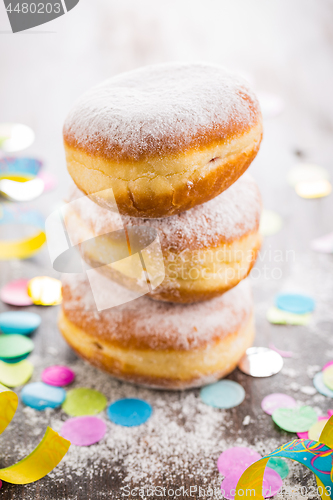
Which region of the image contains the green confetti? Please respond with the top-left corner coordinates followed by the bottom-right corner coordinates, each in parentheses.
top-left (272, 406), bottom-right (317, 433)
top-left (267, 457), bottom-right (289, 479)
top-left (62, 387), bottom-right (107, 416)
top-left (0, 334), bottom-right (34, 360)
top-left (266, 307), bottom-right (311, 326)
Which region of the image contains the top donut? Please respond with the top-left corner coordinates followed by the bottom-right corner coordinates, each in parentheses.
top-left (63, 62), bottom-right (262, 218)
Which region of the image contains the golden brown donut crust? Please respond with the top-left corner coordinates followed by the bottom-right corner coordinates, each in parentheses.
top-left (63, 62), bottom-right (262, 218)
top-left (59, 275), bottom-right (254, 389)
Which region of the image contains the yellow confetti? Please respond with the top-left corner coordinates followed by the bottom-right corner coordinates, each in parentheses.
top-left (295, 179), bottom-right (332, 199)
top-left (27, 276), bottom-right (62, 306)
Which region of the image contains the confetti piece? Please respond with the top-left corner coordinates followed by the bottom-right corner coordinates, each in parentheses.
top-left (257, 91), bottom-right (285, 118)
top-left (313, 372), bottom-right (333, 398)
top-left (0, 334), bottom-right (34, 362)
top-left (261, 393), bottom-right (297, 416)
top-left (275, 293), bottom-right (315, 315)
top-left (308, 419), bottom-right (329, 441)
top-left (323, 366), bottom-right (333, 391)
top-left (272, 406), bottom-right (317, 433)
top-left (323, 361), bottom-right (333, 372)
top-left (0, 360), bottom-right (33, 387)
top-left (0, 279), bottom-right (32, 306)
top-left (27, 276), bottom-right (62, 306)
top-left (222, 466), bottom-right (282, 499)
top-left (37, 171), bottom-right (58, 192)
top-left (267, 457), bottom-right (289, 480)
top-left (107, 398), bottom-right (152, 427)
top-left (42, 366), bottom-right (75, 387)
top-left (0, 311), bottom-right (41, 335)
top-left (297, 415), bottom-right (330, 439)
top-left (0, 123), bottom-right (35, 153)
top-left (266, 306), bottom-right (311, 326)
top-left (259, 209), bottom-right (283, 236)
top-left (21, 382), bottom-right (66, 410)
top-left (295, 179), bottom-right (332, 199)
top-left (238, 347), bottom-right (283, 377)
top-left (268, 344), bottom-right (294, 358)
top-left (0, 178), bottom-right (44, 202)
top-left (287, 163), bottom-right (330, 187)
top-left (217, 447), bottom-right (261, 475)
top-left (61, 416), bottom-right (107, 446)
top-left (200, 380), bottom-right (245, 409)
top-left (62, 388), bottom-right (107, 417)
top-left (0, 157), bottom-right (42, 177)
top-left (311, 232), bottom-right (333, 254)
top-left (0, 383), bottom-right (70, 484)
top-left (235, 416), bottom-right (333, 500)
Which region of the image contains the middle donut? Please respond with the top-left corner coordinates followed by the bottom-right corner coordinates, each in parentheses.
top-left (64, 174), bottom-right (262, 304)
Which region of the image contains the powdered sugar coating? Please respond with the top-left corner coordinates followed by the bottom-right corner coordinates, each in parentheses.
top-left (63, 62), bottom-right (261, 161)
top-left (66, 174), bottom-right (261, 251)
top-left (61, 274), bottom-right (253, 351)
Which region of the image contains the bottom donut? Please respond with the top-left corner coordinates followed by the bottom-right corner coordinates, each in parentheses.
top-left (59, 274), bottom-right (255, 390)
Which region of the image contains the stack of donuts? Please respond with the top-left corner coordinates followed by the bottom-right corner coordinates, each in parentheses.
top-left (59, 62), bottom-right (263, 389)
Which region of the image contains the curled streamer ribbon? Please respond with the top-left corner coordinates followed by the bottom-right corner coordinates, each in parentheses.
top-left (235, 416), bottom-right (333, 500)
top-left (0, 383), bottom-right (70, 484)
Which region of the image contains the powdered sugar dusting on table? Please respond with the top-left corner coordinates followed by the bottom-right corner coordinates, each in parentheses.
top-left (61, 274), bottom-right (253, 350)
top-left (66, 174), bottom-right (262, 251)
top-left (63, 62), bottom-right (261, 160)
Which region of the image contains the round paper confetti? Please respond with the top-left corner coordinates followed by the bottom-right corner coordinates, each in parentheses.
top-left (323, 361), bottom-right (333, 371)
top-left (27, 276), bottom-right (62, 306)
top-left (311, 232), bottom-right (333, 254)
top-left (0, 334), bottom-right (34, 362)
top-left (308, 418), bottom-right (328, 441)
top-left (37, 171), bottom-right (58, 192)
top-left (61, 416), bottom-right (107, 446)
top-left (42, 365), bottom-right (75, 387)
top-left (287, 163), bottom-right (330, 187)
top-left (0, 279), bottom-right (32, 306)
top-left (221, 466), bottom-right (282, 500)
top-left (267, 457), bottom-right (289, 480)
top-left (0, 311), bottom-right (41, 335)
top-left (217, 447), bottom-right (261, 476)
top-left (107, 398), bottom-right (152, 427)
top-left (323, 365), bottom-right (333, 391)
top-left (313, 372), bottom-right (333, 398)
top-left (261, 393), bottom-right (297, 416)
top-left (295, 179), bottom-right (332, 199)
top-left (0, 123), bottom-right (35, 152)
top-left (272, 406), bottom-right (317, 433)
top-left (200, 380), bottom-right (245, 409)
top-left (0, 359), bottom-right (33, 387)
top-left (266, 306), bottom-right (311, 326)
top-left (0, 177), bottom-right (44, 202)
top-left (298, 415), bottom-right (332, 439)
top-left (238, 347), bottom-right (283, 377)
top-left (21, 382), bottom-right (66, 410)
top-left (275, 293), bottom-right (315, 315)
top-left (259, 209), bottom-right (283, 236)
top-left (62, 388), bottom-right (107, 417)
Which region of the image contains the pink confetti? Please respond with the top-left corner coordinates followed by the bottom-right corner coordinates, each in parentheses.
top-left (217, 447), bottom-right (261, 476)
top-left (323, 360), bottom-right (333, 372)
top-left (42, 365), bottom-right (75, 387)
top-left (221, 466), bottom-right (282, 499)
top-left (37, 171), bottom-right (58, 192)
top-left (0, 279), bottom-right (32, 306)
top-left (269, 343), bottom-right (294, 358)
top-left (61, 416), bottom-right (107, 446)
top-left (261, 393), bottom-right (297, 416)
top-left (327, 410), bottom-right (333, 417)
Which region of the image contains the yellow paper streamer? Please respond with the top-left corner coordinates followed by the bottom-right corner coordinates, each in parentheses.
top-left (235, 416), bottom-right (333, 500)
top-left (0, 383), bottom-right (70, 485)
